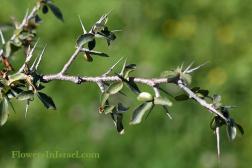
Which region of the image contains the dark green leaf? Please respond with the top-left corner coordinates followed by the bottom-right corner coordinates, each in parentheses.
top-left (111, 113), bottom-right (124, 134)
top-left (235, 123), bottom-right (244, 135)
top-left (123, 64), bottom-right (136, 78)
top-left (47, 2), bottom-right (64, 21)
top-left (174, 94), bottom-right (189, 101)
top-left (88, 39), bottom-right (96, 50)
top-left (76, 33), bottom-right (94, 47)
top-left (227, 124), bottom-right (237, 140)
top-left (42, 5), bottom-right (49, 14)
top-left (37, 92), bottom-right (56, 110)
top-left (117, 103), bottom-right (129, 113)
top-left (85, 50), bottom-right (109, 57)
top-left (35, 15), bottom-right (42, 24)
top-left (16, 91), bottom-right (34, 101)
top-left (198, 89), bottom-right (209, 97)
top-left (0, 98), bottom-right (9, 126)
top-left (191, 87), bottom-right (200, 92)
top-left (117, 74), bottom-right (141, 94)
top-left (130, 102), bottom-right (153, 125)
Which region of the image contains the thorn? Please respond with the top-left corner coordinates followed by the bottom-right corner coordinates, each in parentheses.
top-left (119, 58), bottom-right (127, 76)
top-left (20, 9), bottom-right (29, 29)
top-left (183, 62), bottom-right (194, 73)
top-left (78, 15), bottom-right (87, 34)
top-left (26, 39), bottom-right (40, 63)
top-left (25, 100), bottom-right (30, 119)
top-left (111, 29), bottom-right (123, 33)
top-left (0, 29), bottom-right (5, 45)
top-left (35, 45), bottom-right (47, 70)
top-left (103, 57), bottom-right (124, 76)
top-left (215, 127), bottom-right (221, 161)
top-left (186, 62), bottom-right (209, 74)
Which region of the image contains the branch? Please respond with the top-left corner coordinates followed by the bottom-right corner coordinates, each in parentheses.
top-left (42, 73), bottom-right (227, 121)
top-left (59, 46), bottom-right (82, 74)
top-left (11, 3), bottom-right (41, 41)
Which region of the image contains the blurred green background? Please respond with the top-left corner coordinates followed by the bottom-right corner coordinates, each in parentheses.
top-left (0, 0), bottom-right (252, 167)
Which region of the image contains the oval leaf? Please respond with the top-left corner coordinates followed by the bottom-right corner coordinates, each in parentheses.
top-left (76, 33), bottom-right (94, 47)
top-left (100, 92), bottom-right (110, 107)
top-left (0, 98), bottom-right (9, 126)
top-left (16, 91), bottom-right (34, 101)
top-left (37, 92), bottom-right (56, 110)
top-left (107, 82), bottom-right (123, 95)
top-left (47, 2), bottom-right (64, 21)
top-left (137, 92), bottom-right (153, 102)
top-left (175, 94), bottom-right (189, 101)
top-left (130, 102), bottom-right (153, 125)
top-left (154, 97), bottom-right (172, 106)
top-left (227, 125), bottom-right (237, 140)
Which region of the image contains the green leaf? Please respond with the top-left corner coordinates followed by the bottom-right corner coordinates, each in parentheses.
top-left (117, 74), bottom-right (141, 94)
top-left (16, 91), bottom-right (34, 101)
top-left (137, 92), bottom-right (153, 102)
top-left (197, 89), bottom-right (209, 97)
top-left (100, 92), bottom-right (110, 107)
top-left (35, 15), bottom-right (42, 24)
top-left (123, 64), bottom-right (136, 78)
top-left (8, 73), bottom-right (26, 84)
top-left (111, 113), bottom-right (124, 134)
top-left (42, 5), bottom-right (49, 14)
top-left (85, 50), bottom-right (109, 57)
top-left (107, 82), bottom-right (123, 95)
top-left (174, 94), bottom-right (189, 101)
top-left (117, 103), bottom-right (129, 113)
top-left (0, 98), bottom-right (9, 126)
top-left (103, 105), bottom-right (115, 114)
top-left (154, 97), bottom-right (172, 106)
top-left (227, 124), bottom-right (237, 140)
top-left (76, 33), bottom-right (95, 47)
top-left (37, 92), bottom-right (56, 110)
top-left (235, 123), bottom-right (244, 135)
top-left (130, 102), bottom-right (153, 125)
top-left (191, 87), bottom-right (200, 92)
top-left (47, 2), bottom-right (64, 21)
top-left (88, 39), bottom-right (96, 50)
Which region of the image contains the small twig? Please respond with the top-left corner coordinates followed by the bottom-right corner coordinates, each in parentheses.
top-left (177, 80), bottom-right (228, 121)
top-left (60, 46), bottom-right (82, 74)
